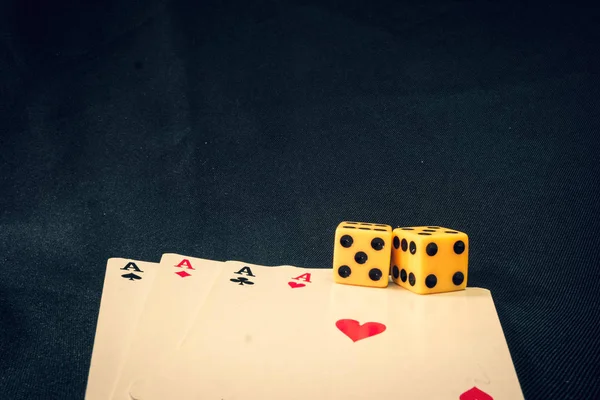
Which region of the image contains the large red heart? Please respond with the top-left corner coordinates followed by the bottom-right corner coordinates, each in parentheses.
top-left (288, 281), bottom-right (306, 288)
top-left (335, 319), bottom-right (387, 342)
top-left (459, 387), bottom-right (494, 400)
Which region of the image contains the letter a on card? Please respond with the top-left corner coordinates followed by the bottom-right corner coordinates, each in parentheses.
top-left (234, 266), bottom-right (255, 277)
top-left (175, 259), bottom-right (195, 270)
top-left (292, 273), bottom-right (312, 283)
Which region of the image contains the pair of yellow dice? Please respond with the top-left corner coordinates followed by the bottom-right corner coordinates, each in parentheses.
top-left (332, 221), bottom-right (468, 294)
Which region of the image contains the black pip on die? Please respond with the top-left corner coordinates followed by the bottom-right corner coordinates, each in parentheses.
top-left (333, 222), bottom-right (393, 288)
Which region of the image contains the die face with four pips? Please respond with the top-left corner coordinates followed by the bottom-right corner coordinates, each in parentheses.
top-left (333, 221), bottom-right (393, 288)
top-left (390, 226), bottom-right (468, 294)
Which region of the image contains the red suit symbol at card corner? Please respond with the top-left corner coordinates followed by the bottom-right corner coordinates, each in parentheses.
top-left (459, 386), bottom-right (493, 400)
top-left (335, 319), bottom-right (386, 342)
top-left (288, 282), bottom-right (306, 288)
top-left (174, 259), bottom-right (194, 278)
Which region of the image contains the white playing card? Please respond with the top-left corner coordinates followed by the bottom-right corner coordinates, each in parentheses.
top-left (326, 284), bottom-right (524, 399)
top-left (109, 253), bottom-right (225, 400)
top-left (85, 258), bottom-right (158, 400)
top-left (130, 270), bottom-right (523, 400)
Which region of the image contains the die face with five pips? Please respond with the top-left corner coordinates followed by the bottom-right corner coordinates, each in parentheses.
top-left (390, 226), bottom-right (468, 294)
top-left (333, 221), bottom-right (393, 288)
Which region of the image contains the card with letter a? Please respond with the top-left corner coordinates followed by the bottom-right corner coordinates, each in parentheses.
top-left (85, 258), bottom-right (159, 400)
top-left (128, 266), bottom-right (523, 400)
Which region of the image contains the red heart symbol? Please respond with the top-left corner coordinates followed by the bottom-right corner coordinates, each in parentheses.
top-left (459, 387), bottom-right (494, 400)
top-left (335, 319), bottom-right (386, 342)
top-left (288, 281), bottom-right (306, 288)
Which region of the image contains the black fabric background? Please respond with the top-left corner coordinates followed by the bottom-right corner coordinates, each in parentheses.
top-left (1, 1), bottom-right (599, 399)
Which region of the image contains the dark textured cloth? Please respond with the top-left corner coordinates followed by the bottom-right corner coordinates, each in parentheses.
top-left (1, 1), bottom-right (599, 399)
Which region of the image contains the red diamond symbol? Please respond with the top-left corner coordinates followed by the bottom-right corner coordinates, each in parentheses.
top-left (460, 387), bottom-right (493, 400)
top-left (175, 271), bottom-right (191, 278)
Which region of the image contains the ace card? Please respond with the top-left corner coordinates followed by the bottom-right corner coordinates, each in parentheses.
top-left (85, 258), bottom-right (159, 400)
top-left (325, 284), bottom-right (524, 399)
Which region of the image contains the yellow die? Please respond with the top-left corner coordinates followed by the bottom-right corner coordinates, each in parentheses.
top-left (333, 221), bottom-right (393, 288)
top-left (391, 226), bottom-right (468, 294)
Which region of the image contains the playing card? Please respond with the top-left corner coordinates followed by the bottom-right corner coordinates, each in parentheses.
top-left (109, 253), bottom-right (225, 400)
top-left (326, 284), bottom-right (524, 399)
top-left (85, 258), bottom-right (158, 400)
top-left (130, 269), bottom-right (523, 400)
